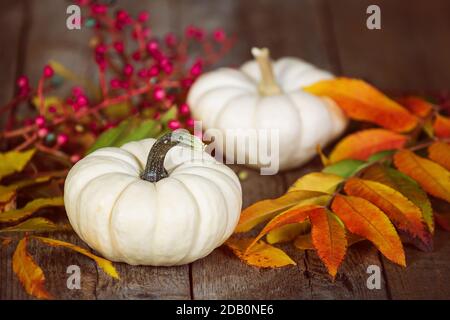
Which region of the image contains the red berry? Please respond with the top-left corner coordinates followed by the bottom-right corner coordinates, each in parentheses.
top-left (153, 87), bottom-right (165, 101)
top-left (70, 154), bottom-right (81, 163)
top-left (123, 64), bottom-right (134, 76)
top-left (43, 65), bottom-right (54, 78)
top-left (37, 128), bottom-right (49, 138)
top-left (113, 41), bottom-right (124, 53)
top-left (57, 133), bottom-right (68, 145)
top-left (138, 11), bottom-right (149, 23)
top-left (179, 103), bottom-right (190, 115)
top-left (17, 75), bottom-right (29, 88)
top-left (168, 120), bottom-right (181, 130)
top-left (213, 28), bottom-right (226, 42)
top-left (110, 78), bottom-right (121, 89)
top-left (35, 116), bottom-right (46, 127)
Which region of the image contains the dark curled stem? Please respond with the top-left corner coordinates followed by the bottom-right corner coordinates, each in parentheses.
top-left (140, 131), bottom-right (204, 183)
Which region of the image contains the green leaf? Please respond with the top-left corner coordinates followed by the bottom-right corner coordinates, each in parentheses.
top-left (322, 159), bottom-right (366, 178)
top-left (88, 118), bottom-right (163, 154)
top-left (0, 149), bottom-right (36, 181)
top-left (103, 102), bottom-right (132, 120)
top-left (367, 150), bottom-right (396, 163)
top-left (0, 197), bottom-right (64, 223)
top-left (160, 106), bottom-right (177, 125)
top-left (118, 119), bottom-right (161, 146)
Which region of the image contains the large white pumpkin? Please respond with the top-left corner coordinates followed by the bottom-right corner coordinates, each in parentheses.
top-left (64, 132), bottom-right (242, 266)
top-left (187, 48), bottom-right (348, 171)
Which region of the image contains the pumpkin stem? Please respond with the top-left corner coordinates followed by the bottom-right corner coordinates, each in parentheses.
top-left (251, 47), bottom-right (282, 96)
top-left (140, 131), bottom-right (205, 182)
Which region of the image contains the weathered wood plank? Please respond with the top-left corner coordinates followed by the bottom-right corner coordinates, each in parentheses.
top-left (382, 230), bottom-right (450, 299)
top-left (328, 0), bottom-right (450, 92)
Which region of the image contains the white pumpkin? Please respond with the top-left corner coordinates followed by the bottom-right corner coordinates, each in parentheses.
top-left (187, 48), bottom-right (348, 171)
top-left (64, 132), bottom-right (242, 266)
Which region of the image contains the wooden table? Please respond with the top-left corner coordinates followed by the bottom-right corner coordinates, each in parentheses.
top-left (1, 0), bottom-right (450, 300)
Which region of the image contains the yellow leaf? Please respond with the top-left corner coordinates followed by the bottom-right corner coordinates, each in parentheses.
top-left (0, 197), bottom-right (64, 223)
top-left (288, 172), bottom-right (343, 194)
top-left (0, 175), bottom-right (53, 212)
top-left (0, 218), bottom-right (59, 233)
top-left (235, 190), bottom-right (325, 233)
top-left (266, 221), bottom-right (310, 244)
top-left (248, 204), bottom-right (322, 251)
top-left (13, 238), bottom-right (52, 299)
top-left (226, 237), bottom-right (296, 268)
top-left (33, 236), bottom-right (119, 279)
top-left (394, 150), bottom-right (450, 203)
top-left (0, 149), bottom-right (36, 180)
top-left (32, 96), bottom-right (63, 116)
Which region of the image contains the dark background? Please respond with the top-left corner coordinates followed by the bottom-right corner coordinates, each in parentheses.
top-left (1, 0), bottom-right (450, 300)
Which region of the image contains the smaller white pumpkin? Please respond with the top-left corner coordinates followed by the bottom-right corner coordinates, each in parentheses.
top-left (64, 132), bottom-right (242, 266)
top-left (188, 48), bottom-right (348, 171)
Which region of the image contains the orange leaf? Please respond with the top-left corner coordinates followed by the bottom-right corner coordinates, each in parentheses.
top-left (329, 129), bottom-right (408, 163)
top-left (226, 237), bottom-right (296, 268)
top-left (433, 115), bottom-right (450, 138)
top-left (304, 78), bottom-right (418, 132)
top-left (295, 232), bottom-right (363, 250)
top-left (362, 164), bottom-right (434, 234)
top-left (344, 177), bottom-right (430, 245)
top-left (394, 150), bottom-right (450, 203)
top-left (12, 238), bottom-right (52, 299)
top-left (247, 204), bottom-right (322, 252)
top-left (331, 195), bottom-right (405, 266)
top-left (396, 96), bottom-right (433, 118)
top-left (235, 190), bottom-right (324, 233)
top-left (310, 208), bottom-right (347, 277)
top-left (429, 141), bottom-right (450, 171)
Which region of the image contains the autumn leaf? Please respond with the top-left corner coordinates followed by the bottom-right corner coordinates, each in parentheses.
top-left (32, 236), bottom-right (119, 279)
top-left (247, 205), bottom-right (322, 252)
top-left (331, 195), bottom-right (405, 266)
top-left (433, 115), bottom-right (450, 138)
top-left (322, 159), bottom-right (367, 178)
top-left (288, 172), bottom-right (343, 194)
top-left (362, 164), bottom-right (434, 233)
top-left (396, 96), bottom-right (433, 118)
top-left (0, 175), bottom-right (53, 213)
top-left (0, 149), bottom-right (36, 180)
top-left (344, 178), bottom-right (430, 247)
top-left (235, 190), bottom-right (325, 233)
top-left (304, 78), bottom-right (418, 132)
top-left (13, 238), bottom-right (52, 299)
top-left (329, 129), bottom-right (407, 163)
top-left (0, 197), bottom-right (64, 223)
top-left (310, 208), bottom-right (347, 277)
top-left (428, 141), bottom-right (450, 171)
top-left (266, 222), bottom-right (310, 244)
top-left (394, 150), bottom-right (450, 203)
top-left (226, 237), bottom-right (296, 268)
top-left (295, 232), bottom-right (363, 250)
top-left (0, 218), bottom-right (61, 233)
